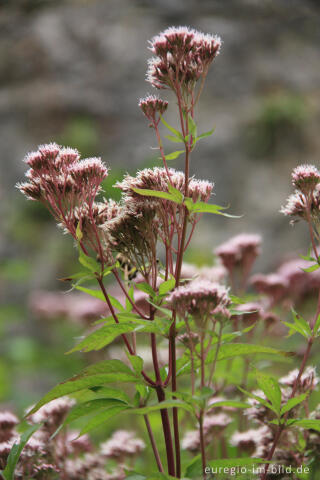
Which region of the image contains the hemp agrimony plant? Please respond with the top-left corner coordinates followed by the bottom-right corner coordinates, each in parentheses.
top-left (5, 25), bottom-right (320, 480)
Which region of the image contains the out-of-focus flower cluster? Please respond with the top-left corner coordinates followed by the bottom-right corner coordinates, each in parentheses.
top-left (182, 397), bottom-right (233, 453)
top-left (0, 398), bottom-right (144, 479)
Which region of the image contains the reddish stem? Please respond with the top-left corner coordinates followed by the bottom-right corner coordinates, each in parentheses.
top-left (143, 414), bottom-right (164, 473)
top-left (97, 277), bottom-right (155, 386)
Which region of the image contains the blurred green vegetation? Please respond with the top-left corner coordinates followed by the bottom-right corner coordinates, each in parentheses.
top-left (245, 93), bottom-right (309, 158)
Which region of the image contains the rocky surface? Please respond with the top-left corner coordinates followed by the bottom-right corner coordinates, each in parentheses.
top-left (1, 0), bottom-right (320, 286)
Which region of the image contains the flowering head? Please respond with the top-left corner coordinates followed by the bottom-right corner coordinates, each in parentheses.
top-left (282, 166), bottom-right (320, 226)
top-left (139, 95), bottom-right (168, 124)
top-left (250, 272), bottom-right (288, 304)
top-left (292, 164), bottom-right (320, 195)
top-left (18, 144), bottom-right (110, 256)
top-left (147, 26), bottom-right (221, 98)
top-left (215, 233), bottom-right (261, 290)
top-left (166, 279), bottom-right (230, 325)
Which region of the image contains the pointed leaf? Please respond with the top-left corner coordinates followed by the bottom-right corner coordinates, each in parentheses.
top-left (280, 392), bottom-right (308, 416)
top-left (132, 187), bottom-right (182, 204)
top-left (27, 360), bottom-right (139, 416)
top-left (256, 371), bottom-right (282, 415)
top-left (160, 116), bottom-right (183, 140)
top-left (1, 424), bottom-right (40, 480)
top-left (78, 248), bottom-right (100, 273)
top-left (159, 277), bottom-right (176, 296)
top-left (79, 405), bottom-right (128, 436)
top-left (163, 150), bottom-right (185, 161)
top-left (196, 127), bottom-right (215, 142)
top-left (67, 323), bottom-right (138, 353)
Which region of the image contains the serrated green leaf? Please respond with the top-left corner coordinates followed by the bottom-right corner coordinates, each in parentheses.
top-left (75, 285), bottom-right (105, 301)
top-left (125, 285), bottom-right (134, 312)
top-left (88, 386), bottom-right (131, 404)
top-left (188, 115), bottom-right (197, 140)
top-left (165, 134), bottom-right (184, 144)
top-left (79, 405), bottom-right (128, 436)
top-left (256, 371), bottom-right (282, 415)
top-left (195, 127), bottom-right (215, 142)
top-left (65, 398), bottom-right (127, 425)
top-left (314, 313), bottom-right (320, 336)
top-left (1, 424), bottom-right (40, 480)
top-left (160, 116), bottom-right (183, 141)
top-left (27, 360), bottom-right (139, 416)
top-left (135, 282), bottom-right (156, 297)
top-left (76, 222), bottom-right (83, 241)
top-left (282, 321), bottom-right (309, 339)
top-left (67, 323), bottom-right (138, 353)
top-left (177, 343), bottom-right (292, 377)
top-left (290, 419), bottom-right (320, 432)
top-left (167, 183), bottom-right (184, 203)
top-left (184, 198), bottom-right (240, 218)
top-left (159, 277), bottom-right (176, 296)
top-left (302, 264), bottom-right (320, 272)
top-left (163, 150), bottom-right (185, 160)
top-left (292, 310), bottom-right (312, 337)
top-left (280, 392), bottom-right (308, 416)
top-left (147, 299), bottom-right (172, 317)
top-left (238, 386), bottom-right (278, 415)
top-left (132, 187), bottom-right (182, 204)
top-left (126, 353), bottom-right (144, 375)
top-left (209, 343), bottom-right (293, 362)
top-left (78, 247), bottom-right (100, 273)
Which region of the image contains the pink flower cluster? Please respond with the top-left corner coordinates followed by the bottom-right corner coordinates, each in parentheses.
top-left (166, 279), bottom-right (230, 322)
top-left (147, 26), bottom-right (221, 92)
top-left (139, 94), bottom-right (168, 123)
top-left (251, 257), bottom-right (320, 304)
top-left (281, 164), bottom-right (320, 222)
top-left (215, 233), bottom-right (262, 274)
top-left (17, 143), bottom-right (108, 243)
top-left (0, 399), bottom-right (145, 479)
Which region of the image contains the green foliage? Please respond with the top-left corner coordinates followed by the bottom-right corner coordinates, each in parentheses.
top-left (290, 419), bottom-right (320, 432)
top-left (283, 310), bottom-right (313, 339)
top-left (256, 370), bottom-right (282, 416)
top-left (158, 276), bottom-right (176, 296)
top-left (130, 400), bottom-right (193, 415)
top-left (183, 198), bottom-right (240, 218)
top-left (162, 150), bottom-right (185, 161)
top-left (280, 392), bottom-right (309, 417)
top-left (160, 116), bottom-right (184, 143)
top-left (67, 323), bottom-right (140, 353)
top-left (132, 187), bottom-right (183, 204)
top-left (79, 405), bottom-right (129, 436)
top-left (27, 360), bottom-right (142, 416)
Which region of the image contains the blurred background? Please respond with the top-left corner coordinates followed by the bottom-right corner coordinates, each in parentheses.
top-left (0, 0), bottom-right (320, 436)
